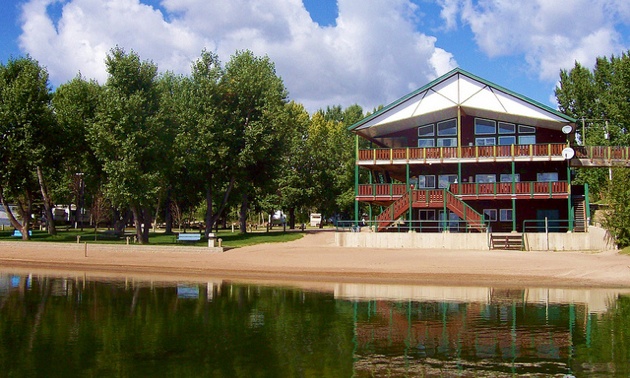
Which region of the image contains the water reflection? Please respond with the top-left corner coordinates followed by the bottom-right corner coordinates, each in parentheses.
top-left (0, 271), bottom-right (629, 377)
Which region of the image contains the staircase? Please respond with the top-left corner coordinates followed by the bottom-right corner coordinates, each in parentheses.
top-left (376, 189), bottom-right (486, 232)
top-left (490, 233), bottom-right (523, 250)
top-left (573, 196), bottom-right (587, 232)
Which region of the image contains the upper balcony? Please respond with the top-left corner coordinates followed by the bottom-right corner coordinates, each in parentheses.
top-left (357, 143), bottom-right (630, 168)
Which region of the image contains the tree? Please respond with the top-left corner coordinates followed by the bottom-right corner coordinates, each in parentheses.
top-left (555, 52), bottom-right (630, 200)
top-left (220, 50), bottom-right (289, 233)
top-left (89, 47), bottom-right (169, 244)
top-left (0, 56), bottom-right (56, 239)
top-left (53, 75), bottom-right (103, 231)
top-left (602, 168), bottom-right (630, 248)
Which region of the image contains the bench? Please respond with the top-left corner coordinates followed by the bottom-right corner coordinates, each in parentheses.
top-left (176, 233), bottom-right (202, 243)
top-left (12, 230), bottom-right (32, 237)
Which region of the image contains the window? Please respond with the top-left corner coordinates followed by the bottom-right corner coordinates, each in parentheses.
top-left (418, 139), bottom-right (435, 148)
top-left (476, 137), bottom-right (495, 146)
top-left (475, 174), bottom-right (496, 183)
top-left (537, 172), bottom-right (558, 182)
top-left (498, 136), bottom-right (516, 145)
top-left (518, 135), bottom-right (536, 145)
top-left (500, 209), bottom-right (513, 222)
top-left (483, 209), bottom-right (497, 222)
top-left (500, 174), bottom-right (520, 182)
top-left (438, 174), bottom-right (458, 188)
top-left (518, 125), bottom-right (535, 133)
top-left (418, 124), bottom-right (434, 137)
top-left (499, 122), bottom-right (515, 134)
top-left (418, 175), bottom-right (436, 188)
top-left (437, 119), bottom-right (457, 136)
top-left (419, 209), bottom-right (435, 220)
top-left (437, 138), bottom-right (457, 147)
top-left (475, 118), bottom-right (496, 134)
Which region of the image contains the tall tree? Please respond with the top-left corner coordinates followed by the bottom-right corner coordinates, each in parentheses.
top-left (0, 56), bottom-right (56, 239)
top-left (220, 50), bottom-right (289, 233)
top-left (89, 47), bottom-right (168, 244)
top-left (52, 75), bottom-right (103, 230)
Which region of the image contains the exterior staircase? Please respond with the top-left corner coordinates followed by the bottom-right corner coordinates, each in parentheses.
top-left (573, 196), bottom-right (587, 232)
top-left (376, 189), bottom-right (486, 232)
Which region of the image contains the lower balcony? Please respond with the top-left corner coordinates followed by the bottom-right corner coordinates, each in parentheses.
top-left (357, 181), bottom-right (569, 204)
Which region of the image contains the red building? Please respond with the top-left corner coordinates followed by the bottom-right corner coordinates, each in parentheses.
top-left (349, 69), bottom-right (627, 244)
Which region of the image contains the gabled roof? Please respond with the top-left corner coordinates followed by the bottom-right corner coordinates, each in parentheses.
top-left (349, 68), bottom-right (576, 140)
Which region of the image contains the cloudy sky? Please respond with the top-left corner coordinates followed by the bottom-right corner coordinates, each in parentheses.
top-left (1, 0), bottom-right (629, 112)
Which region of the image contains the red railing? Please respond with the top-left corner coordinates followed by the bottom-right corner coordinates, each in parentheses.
top-left (360, 181), bottom-right (569, 200)
top-left (574, 146), bottom-right (630, 160)
top-left (358, 143), bottom-right (567, 163)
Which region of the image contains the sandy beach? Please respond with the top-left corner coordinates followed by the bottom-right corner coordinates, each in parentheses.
top-left (0, 230), bottom-right (629, 288)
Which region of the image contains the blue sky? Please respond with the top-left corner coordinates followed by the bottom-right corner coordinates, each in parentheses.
top-left (1, 0), bottom-right (629, 112)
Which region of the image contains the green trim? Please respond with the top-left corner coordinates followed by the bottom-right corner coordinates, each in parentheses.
top-left (348, 67), bottom-right (576, 132)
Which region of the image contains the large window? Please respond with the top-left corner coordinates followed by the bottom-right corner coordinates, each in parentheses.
top-left (500, 173), bottom-right (520, 182)
top-left (537, 172), bottom-right (558, 182)
top-left (483, 209), bottom-right (497, 222)
top-left (475, 174), bottom-right (496, 183)
top-left (419, 210), bottom-right (435, 220)
top-left (474, 118), bottom-right (536, 146)
top-left (500, 209), bottom-right (513, 222)
top-left (418, 119), bottom-right (458, 148)
top-left (475, 119), bottom-right (496, 134)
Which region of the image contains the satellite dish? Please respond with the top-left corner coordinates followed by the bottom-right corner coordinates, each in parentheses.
top-left (562, 125), bottom-right (573, 134)
top-left (562, 147), bottom-right (575, 160)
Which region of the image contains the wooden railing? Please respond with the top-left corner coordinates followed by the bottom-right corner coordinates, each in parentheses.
top-left (574, 146), bottom-right (630, 160)
top-left (359, 181), bottom-right (569, 200)
top-left (358, 143), bottom-right (567, 163)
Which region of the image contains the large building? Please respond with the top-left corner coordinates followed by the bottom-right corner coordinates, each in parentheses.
top-left (347, 68), bottom-right (628, 249)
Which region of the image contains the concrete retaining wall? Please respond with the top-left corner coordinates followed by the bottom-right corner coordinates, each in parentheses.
top-left (335, 225), bottom-right (616, 251)
top-left (335, 231), bottom-right (490, 250)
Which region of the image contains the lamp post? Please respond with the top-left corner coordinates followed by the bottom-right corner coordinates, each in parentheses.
top-left (75, 172), bottom-right (84, 230)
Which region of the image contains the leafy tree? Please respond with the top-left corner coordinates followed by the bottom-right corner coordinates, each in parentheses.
top-left (220, 50), bottom-right (289, 233)
top-left (0, 56), bottom-right (56, 239)
top-left (90, 47), bottom-right (169, 244)
top-left (555, 52), bottom-right (630, 200)
top-left (601, 168), bottom-right (630, 248)
top-left (52, 75), bottom-right (103, 229)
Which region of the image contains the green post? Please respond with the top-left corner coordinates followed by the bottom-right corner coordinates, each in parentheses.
top-left (585, 182), bottom-right (590, 228)
top-left (355, 135), bottom-right (359, 225)
top-left (442, 189), bottom-right (447, 232)
top-left (512, 198), bottom-right (516, 232)
top-left (567, 163), bottom-right (573, 231)
top-left (511, 161), bottom-right (516, 232)
top-left (406, 163), bottom-right (412, 226)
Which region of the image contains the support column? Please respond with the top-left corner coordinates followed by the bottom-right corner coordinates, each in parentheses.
top-left (567, 162), bottom-right (573, 232)
top-left (511, 161), bottom-right (516, 232)
top-left (354, 135), bottom-right (359, 225)
top-left (585, 183), bottom-right (590, 229)
top-left (406, 163), bottom-right (412, 225)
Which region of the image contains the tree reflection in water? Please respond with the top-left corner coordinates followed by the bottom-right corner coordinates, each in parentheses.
top-left (0, 273), bottom-right (628, 377)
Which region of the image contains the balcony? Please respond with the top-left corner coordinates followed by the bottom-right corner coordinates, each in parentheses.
top-left (573, 146), bottom-right (630, 167)
top-left (358, 144), bottom-right (567, 166)
top-left (357, 181), bottom-right (569, 203)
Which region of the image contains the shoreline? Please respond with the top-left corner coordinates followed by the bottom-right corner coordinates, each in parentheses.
top-left (1, 230), bottom-right (629, 289)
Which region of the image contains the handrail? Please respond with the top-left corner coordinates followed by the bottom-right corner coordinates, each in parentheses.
top-left (358, 143), bottom-right (568, 162)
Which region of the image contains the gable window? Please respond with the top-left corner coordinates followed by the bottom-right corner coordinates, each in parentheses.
top-left (499, 122), bottom-right (515, 134)
top-left (475, 118), bottom-right (496, 134)
top-left (437, 119), bottom-right (457, 136)
top-left (418, 124), bottom-right (434, 137)
top-left (518, 125), bottom-right (535, 133)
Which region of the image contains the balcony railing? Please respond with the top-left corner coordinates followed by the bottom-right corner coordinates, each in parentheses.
top-left (358, 143), bottom-right (567, 164)
top-left (357, 181), bottom-right (569, 201)
top-left (574, 146), bottom-right (630, 160)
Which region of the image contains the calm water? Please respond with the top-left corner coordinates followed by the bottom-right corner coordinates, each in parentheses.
top-left (1, 272), bottom-right (629, 377)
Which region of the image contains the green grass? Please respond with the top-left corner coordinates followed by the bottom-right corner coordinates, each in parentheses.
top-left (620, 246), bottom-right (630, 255)
top-left (0, 227), bottom-right (304, 248)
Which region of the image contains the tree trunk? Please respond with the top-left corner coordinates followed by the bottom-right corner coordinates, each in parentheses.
top-left (204, 176), bottom-right (213, 239)
top-left (36, 166), bottom-right (57, 235)
top-left (288, 207), bottom-right (296, 230)
top-left (239, 193), bottom-right (248, 233)
top-left (205, 175), bottom-right (236, 237)
top-left (131, 206), bottom-right (149, 244)
top-left (164, 195), bottom-right (173, 235)
top-left (0, 187), bottom-right (30, 240)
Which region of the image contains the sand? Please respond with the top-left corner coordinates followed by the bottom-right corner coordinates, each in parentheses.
top-left (0, 230), bottom-right (629, 288)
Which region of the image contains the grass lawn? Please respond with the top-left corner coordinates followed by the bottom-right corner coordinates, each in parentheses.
top-left (0, 226), bottom-right (305, 248)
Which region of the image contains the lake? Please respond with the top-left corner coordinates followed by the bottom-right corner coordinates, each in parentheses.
top-left (1, 271), bottom-right (629, 377)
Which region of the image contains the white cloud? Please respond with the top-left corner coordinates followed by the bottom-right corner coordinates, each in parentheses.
top-left (18, 0), bottom-right (456, 112)
top-left (457, 0), bottom-right (629, 81)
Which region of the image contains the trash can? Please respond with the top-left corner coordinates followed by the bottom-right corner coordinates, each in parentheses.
top-left (208, 233), bottom-right (216, 248)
